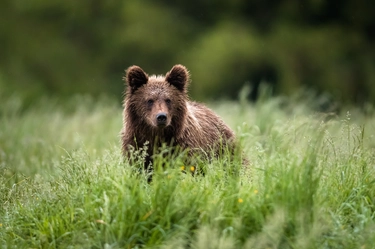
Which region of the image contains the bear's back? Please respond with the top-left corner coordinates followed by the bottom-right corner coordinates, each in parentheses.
top-left (177, 101), bottom-right (235, 153)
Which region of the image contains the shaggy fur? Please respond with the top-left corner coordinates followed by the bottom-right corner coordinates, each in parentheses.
top-left (121, 64), bottom-right (235, 169)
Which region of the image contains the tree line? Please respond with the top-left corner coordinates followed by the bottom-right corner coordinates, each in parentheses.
top-left (0, 0), bottom-right (374, 105)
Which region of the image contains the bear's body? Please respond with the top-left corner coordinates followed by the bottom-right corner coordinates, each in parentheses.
top-left (121, 64), bottom-right (235, 168)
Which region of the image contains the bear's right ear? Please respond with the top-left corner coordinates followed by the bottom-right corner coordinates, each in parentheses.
top-left (124, 66), bottom-right (149, 93)
top-left (165, 64), bottom-right (189, 92)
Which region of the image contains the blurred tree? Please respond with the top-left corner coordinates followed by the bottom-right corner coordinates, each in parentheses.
top-left (0, 0), bottom-right (374, 105)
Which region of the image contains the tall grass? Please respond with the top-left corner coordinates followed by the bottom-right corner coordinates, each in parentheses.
top-left (1, 92), bottom-right (374, 248)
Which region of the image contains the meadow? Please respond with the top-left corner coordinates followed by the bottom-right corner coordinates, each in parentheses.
top-left (1, 91), bottom-right (375, 248)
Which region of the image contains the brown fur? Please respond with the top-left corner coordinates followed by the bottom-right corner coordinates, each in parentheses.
top-left (120, 64), bottom-right (235, 168)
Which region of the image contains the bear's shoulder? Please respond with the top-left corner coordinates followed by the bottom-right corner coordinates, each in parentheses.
top-left (187, 101), bottom-right (217, 117)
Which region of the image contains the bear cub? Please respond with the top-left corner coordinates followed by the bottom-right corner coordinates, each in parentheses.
top-left (121, 64), bottom-right (235, 169)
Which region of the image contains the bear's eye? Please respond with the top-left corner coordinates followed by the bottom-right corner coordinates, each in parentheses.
top-left (147, 99), bottom-right (154, 106)
top-left (165, 99), bottom-right (171, 105)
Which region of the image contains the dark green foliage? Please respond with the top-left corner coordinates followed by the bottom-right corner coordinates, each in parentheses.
top-left (0, 0), bottom-right (374, 105)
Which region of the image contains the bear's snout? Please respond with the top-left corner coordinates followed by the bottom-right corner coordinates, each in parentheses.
top-left (156, 112), bottom-right (168, 127)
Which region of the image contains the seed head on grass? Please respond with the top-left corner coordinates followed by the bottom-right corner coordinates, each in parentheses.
top-left (95, 220), bottom-right (106, 225)
top-left (141, 210), bottom-right (153, 221)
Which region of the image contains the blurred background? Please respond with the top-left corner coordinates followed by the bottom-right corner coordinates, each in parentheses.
top-left (1, 0), bottom-right (374, 107)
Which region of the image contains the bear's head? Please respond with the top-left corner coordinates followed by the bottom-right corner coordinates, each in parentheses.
top-left (124, 64), bottom-right (189, 129)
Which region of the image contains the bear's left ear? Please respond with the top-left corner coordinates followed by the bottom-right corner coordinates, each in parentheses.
top-left (165, 64), bottom-right (189, 92)
top-left (125, 66), bottom-right (149, 93)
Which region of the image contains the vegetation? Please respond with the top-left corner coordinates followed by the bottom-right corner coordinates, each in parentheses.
top-left (1, 0), bottom-right (374, 104)
top-left (1, 89), bottom-right (375, 248)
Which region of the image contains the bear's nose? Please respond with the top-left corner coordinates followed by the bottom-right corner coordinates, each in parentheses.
top-left (156, 113), bottom-right (167, 126)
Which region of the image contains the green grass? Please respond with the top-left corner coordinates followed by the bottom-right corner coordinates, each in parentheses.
top-left (1, 92), bottom-right (375, 248)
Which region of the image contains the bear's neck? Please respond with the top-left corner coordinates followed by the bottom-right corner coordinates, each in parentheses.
top-left (143, 126), bottom-right (175, 144)
top-left (128, 117), bottom-right (182, 147)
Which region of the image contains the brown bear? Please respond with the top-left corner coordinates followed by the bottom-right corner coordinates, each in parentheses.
top-left (120, 64), bottom-right (236, 170)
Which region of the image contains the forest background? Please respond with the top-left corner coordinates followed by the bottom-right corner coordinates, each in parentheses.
top-left (0, 0), bottom-right (374, 106)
